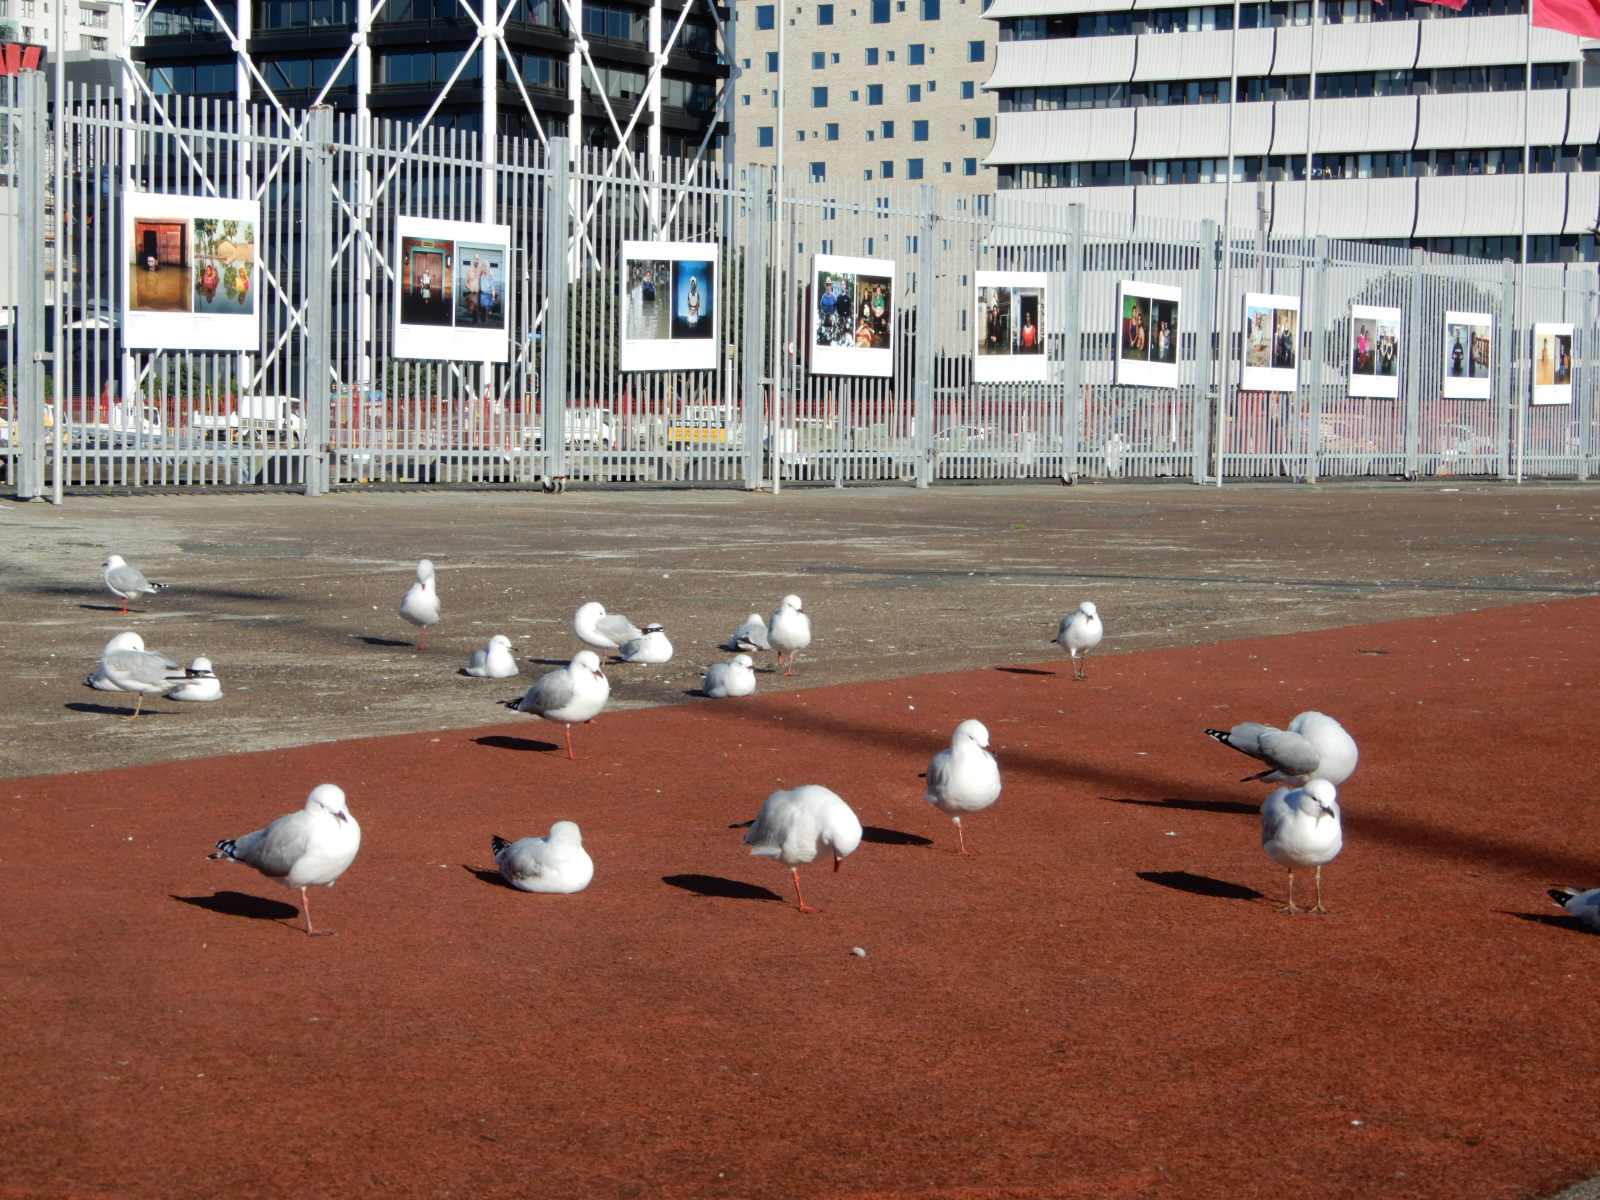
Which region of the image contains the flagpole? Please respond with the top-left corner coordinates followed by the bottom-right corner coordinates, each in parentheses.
top-left (1516, 3), bottom-right (1533, 482)
top-left (1215, 0), bottom-right (1241, 486)
top-left (1304, 0), bottom-right (1317, 241)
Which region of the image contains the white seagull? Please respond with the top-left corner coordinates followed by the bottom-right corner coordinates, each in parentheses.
top-left (1053, 601), bottom-right (1104, 680)
top-left (573, 601), bottom-right (642, 651)
top-left (742, 784), bottom-right (862, 913)
top-left (168, 656), bottom-right (223, 702)
top-left (1260, 779), bottom-right (1342, 914)
top-left (1205, 711), bottom-right (1359, 787)
top-left (702, 654), bottom-right (757, 698)
top-left (924, 718), bottom-right (1002, 855)
top-left (208, 783), bottom-right (361, 936)
top-left (102, 554), bottom-right (166, 614)
top-left (86, 631), bottom-right (145, 690)
top-left (768, 593), bottom-right (812, 676)
top-left (98, 638), bottom-right (188, 717)
top-left (505, 649), bottom-right (610, 760)
top-left (1548, 886), bottom-right (1600, 933)
top-left (398, 558), bottom-right (441, 650)
top-left (619, 623), bottom-right (673, 665)
top-left (491, 822), bottom-right (594, 894)
top-left (464, 634), bottom-right (520, 679)
top-left (727, 612), bottom-right (771, 653)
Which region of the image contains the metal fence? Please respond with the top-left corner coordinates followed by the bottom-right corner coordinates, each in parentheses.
top-left (2, 73), bottom-right (1596, 500)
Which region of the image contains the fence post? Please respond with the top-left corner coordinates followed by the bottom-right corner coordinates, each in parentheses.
top-left (1192, 219), bottom-right (1218, 484)
top-left (739, 166), bottom-right (770, 489)
top-left (13, 71), bottom-right (48, 501)
top-left (1058, 202), bottom-right (1084, 483)
top-left (1402, 248), bottom-right (1425, 479)
top-left (540, 139), bottom-right (571, 485)
top-left (1582, 275), bottom-right (1597, 481)
top-left (302, 106), bottom-right (335, 496)
top-left (1500, 258), bottom-right (1517, 481)
top-left (1305, 234), bottom-right (1329, 484)
top-left (912, 185), bottom-right (938, 489)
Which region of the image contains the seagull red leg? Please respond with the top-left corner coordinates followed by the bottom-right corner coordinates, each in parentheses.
top-left (792, 867), bottom-right (820, 913)
top-left (954, 817), bottom-right (973, 856)
top-left (300, 887), bottom-right (336, 936)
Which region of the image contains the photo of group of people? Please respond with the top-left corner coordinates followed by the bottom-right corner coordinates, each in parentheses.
top-left (1532, 322), bottom-right (1574, 405)
top-left (811, 254), bottom-right (895, 377)
top-left (619, 242), bottom-right (717, 372)
top-left (394, 217), bottom-right (511, 363)
top-left (124, 193), bottom-right (261, 352)
top-left (1442, 311), bottom-right (1493, 399)
top-left (1349, 305), bottom-right (1401, 399)
top-left (974, 272), bottom-right (1048, 382)
top-left (1241, 293), bottom-right (1301, 392)
top-left (1115, 281), bottom-right (1181, 389)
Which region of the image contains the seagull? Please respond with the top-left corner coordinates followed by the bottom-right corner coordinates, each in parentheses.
top-left (398, 558), bottom-right (441, 650)
top-left (1205, 711), bottom-right (1359, 787)
top-left (1053, 601), bottom-right (1103, 680)
top-left (464, 634), bottom-right (520, 679)
top-left (168, 656), bottom-right (223, 702)
top-left (924, 718), bottom-right (1002, 855)
top-left (742, 784), bottom-right (862, 913)
top-left (504, 649), bottom-right (610, 760)
top-left (573, 601), bottom-right (642, 651)
top-left (768, 594), bottom-right (812, 676)
top-left (98, 638), bottom-right (188, 717)
top-left (1260, 779), bottom-right (1342, 914)
top-left (86, 631), bottom-right (145, 690)
top-left (618, 623), bottom-right (673, 665)
top-left (702, 654), bottom-right (757, 698)
top-left (491, 822), bottom-right (594, 894)
top-left (208, 783), bottom-right (361, 936)
top-left (102, 554), bottom-right (166, 614)
top-left (1548, 886), bottom-right (1600, 933)
top-left (728, 612), bottom-right (771, 653)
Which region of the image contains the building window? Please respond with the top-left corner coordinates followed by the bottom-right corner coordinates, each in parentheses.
top-left (913, 119), bottom-right (928, 140)
top-left (811, 161), bottom-right (827, 180)
top-left (758, 125), bottom-right (774, 147)
top-left (907, 158), bottom-right (924, 179)
top-left (973, 116), bottom-right (990, 138)
top-left (868, 82), bottom-right (883, 104)
top-left (907, 83), bottom-right (921, 101)
top-left (881, 160), bottom-right (894, 178)
top-left (741, 95), bottom-right (750, 105)
top-left (818, 2), bottom-right (833, 21)
top-left (967, 39), bottom-right (984, 61)
top-left (921, 0), bottom-right (938, 16)
top-left (756, 3), bottom-right (774, 27)
top-left (961, 80), bottom-right (974, 99)
top-left (871, 0), bottom-right (888, 20)
top-left (766, 51), bottom-right (778, 71)
top-left (866, 47), bottom-right (878, 64)
top-left (909, 43), bottom-right (924, 64)
top-left (826, 122), bottom-right (839, 139)
top-left (943, 161), bottom-right (952, 172)
top-left (881, 119), bottom-right (894, 137)
top-left (963, 157), bottom-right (977, 175)
top-left (812, 51), bottom-right (825, 67)
top-left (796, 129), bottom-right (806, 140)
top-left (813, 86), bottom-right (829, 106)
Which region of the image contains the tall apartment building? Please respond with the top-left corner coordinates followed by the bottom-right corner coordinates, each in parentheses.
top-left (0, 0), bottom-right (122, 60)
top-left (730, 0), bottom-right (997, 191)
top-left (984, 0), bottom-right (1600, 262)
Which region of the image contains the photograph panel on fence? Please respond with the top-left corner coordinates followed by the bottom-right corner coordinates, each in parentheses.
top-left (124, 193), bottom-right (260, 352)
top-left (394, 216), bottom-right (511, 362)
top-left (811, 253), bottom-right (895, 377)
top-left (1532, 322), bottom-right (1574, 406)
top-left (619, 241), bottom-right (718, 371)
top-left (1115, 280), bottom-right (1181, 389)
top-left (1442, 311), bottom-right (1492, 399)
top-left (1349, 305), bottom-right (1401, 399)
top-left (1240, 292), bottom-right (1300, 392)
top-left (974, 271), bottom-right (1048, 383)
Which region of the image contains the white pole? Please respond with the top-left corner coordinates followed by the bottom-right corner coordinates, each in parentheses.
top-left (1215, 0), bottom-right (1241, 486)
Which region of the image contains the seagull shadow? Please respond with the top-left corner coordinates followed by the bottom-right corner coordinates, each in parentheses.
top-left (663, 873), bottom-right (783, 903)
top-left (473, 734), bottom-right (559, 754)
top-left (1107, 796), bottom-right (1260, 816)
top-left (994, 666), bottom-right (1055, 677)
top-left (463, 864), bottom-right (520, 890)
top-left (81, 602), bottom-right (141, 612)
top-left (1502, 910), bottom-right (1600, 935)
top-left (527, 657), bottom-right (569, 667)
top-left (66, 701), bottom-right (181, 718)
top-left (173, 891), bottom-right (299, 922)
top-left (727, 819), bottom-right (755, 829)
top-left (861, 825), bottom-right (934, 847)
top-left (357, 635), bottom-right (417, 648)
top-left (1138, 871), bottom-right (1264, 902)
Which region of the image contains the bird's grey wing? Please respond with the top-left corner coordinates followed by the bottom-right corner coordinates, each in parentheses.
top-left (105, 649), bottom-right (182, 687)
top-left (107, 564), bottom-right (152, 593)
top-left (1259, 789), bottom-right (1292, 844)
top-left (924, 749), bottom-right (953, 797)
top-left (521, 668), bottom-right (576, 716)
top-left (1206, 722), bottom-right (1278, 761)
top-left (734, 619), bottom-right (771, 651)
top-left (1255, 729), bottom-right (1321, 776)
top-left (596, 613), bottom-right (642, 644)
top-left (233, 812), bottom-right (311, 877)
top-left (703, 664), bottom-right (728, 694)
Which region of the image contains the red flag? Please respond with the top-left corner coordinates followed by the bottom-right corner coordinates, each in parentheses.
top-left (1534, 0), bottom-right (1600, 35)
top-left (1415, 0), bottom-right (1467, 8)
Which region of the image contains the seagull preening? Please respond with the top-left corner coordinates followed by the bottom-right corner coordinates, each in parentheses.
top-left (491, 822), bottom-right (594, 894)
top-left (618, 623), bottom-right (673, 665)
top-left (702, 654), bottom-right (757, 698)
top-left (1053, 601), bottom-right (1103, 680)
top-left (86, 631), bottom-right (145, 690)
top-left (97, 636), bottom-right (188, 717)
top-left (102, 554), bottom-right (166, 614)
top-left (768, 594), bottom-right (812, 676)
top-left (398, 558), bottom-right (441, 650)
top-left (924, 718), bottom-right (1002, 855)
top-left (464, 634), bottom-right (520, 679)
top-left (1204, 711), bottom-right (1359, 787)
top-left (1260, 779), bottom-right (1342, 914)
top-left (1547, 886), bottom-right (1600, 933)
top-left (728, 612), bottom-right (771, 653)
top-left (168, 656), bottom-right (223, 702)
top-left (504, 649), bottom-right (610, 760)
top-left (573, 602), bottom-right (642, 651)
top-left (742, 784), bottom-right (862, 913)
top-left (208, 783), bottom-right (361, 936)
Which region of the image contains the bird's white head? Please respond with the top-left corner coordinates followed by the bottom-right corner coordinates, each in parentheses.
top-left (105, 631), bottom-right (145, 653)
top-left (548, 820), bottom-right (583, 844)
top-left (1303, 778), bottom-right (1338, 818)
top-left (489, 634), bottom-right (512, 650)
top-left (416, 559), bottom-right (435, 581)
top-left (732, 654), bottom-right (754, 669)
top-left (1079, 601), bottom-right (1099, 617)
top-left (572, 649), bottom-right (605, 676)
top-left (781, 594), bottom-right (804, 612)
top-left (306, 783), bottom-right (350, 822)
top-left (104, 554), bottom-right (126, 569)
top-left (953, 718), bottom-right (991, 750)
top-left (189, 656), bottom-right (215, 673)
